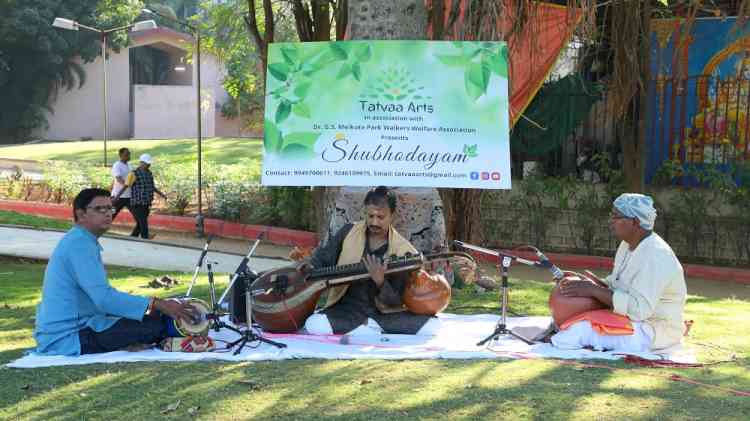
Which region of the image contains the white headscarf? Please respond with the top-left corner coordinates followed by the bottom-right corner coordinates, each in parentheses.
top-left (613, 193), bottom-right (657, 230)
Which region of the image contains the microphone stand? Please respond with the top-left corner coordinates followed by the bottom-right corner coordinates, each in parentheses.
top-left (453, 241), bottom-right (563, 346)
top-left (210, 235), bottom-right (286, 354)
top-left (185, 234), bottom-right (214, 297)
top-left (216, 235), bottom-right (261, 307)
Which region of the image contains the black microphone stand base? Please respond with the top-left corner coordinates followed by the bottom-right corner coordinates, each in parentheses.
top-left (204, 256), bottom-right (286, 355)
top-left (212, 319), bottom-right (286, 355)
top-left (476, 323), bottom-right (532, 346)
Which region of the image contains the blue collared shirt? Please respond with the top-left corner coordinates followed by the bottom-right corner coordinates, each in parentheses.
top-left (33, 225), bottom-right (150, 355)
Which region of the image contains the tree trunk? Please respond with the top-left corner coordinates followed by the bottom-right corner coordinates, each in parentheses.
top-left (347, 0), bottom-right (427, 39)
top-left (430, 0), bottom-right (485, 245)
top-left (335, 0), bottom-right (349, 40)
top-left (439, 188), bottom-right (483, 244)
top-left (290, 0), bottom-right (333, 42)
top-left (622, 0), bottom-right (650, 193)
top-left (316, 1), bottom-right (448, 253)
top-left (243, 0), bottom-right (274, 85)
top-left (635, 0), bottom-right (651, 193)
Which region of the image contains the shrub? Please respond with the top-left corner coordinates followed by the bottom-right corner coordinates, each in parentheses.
top-left (210, 181), bottom-right (313, 231)
top-left (211, 180), bottom-right (268, 222)
top-left (41, 161), bottom-right (90, 203)
top-left (153, 160), bottom-right (195, 215)
top-left (718, 162), bottom-right (750, 264)
top-left (667, 164), bottom-right (733, 261)
top-left (570, 183), bottom-right (608, 255)
top-left (11, 158), bottom-right (313, 231)
top-left (4, 166), bottom-right (34, 201)
top-left (84, 166), bottom-right (112, 190)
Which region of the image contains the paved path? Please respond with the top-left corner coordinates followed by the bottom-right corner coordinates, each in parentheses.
top-left (0, 158), bottom-right (43, 181)
top-left (0, 226), bottom-right (288, 273)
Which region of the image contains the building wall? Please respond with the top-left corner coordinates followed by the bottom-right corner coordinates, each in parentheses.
top-left (37, 29), bottom-right (233, 141)
top-left (132, 85), bottom-right (214, 138)
top-left (163, 55), bottom-right (192, 86)
top-left (35, 52), bottom-right (131, 141)
top-left (215, 112), bottom-right (261, 138)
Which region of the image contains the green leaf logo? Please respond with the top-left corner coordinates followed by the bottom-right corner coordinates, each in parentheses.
top-left (280, 46), bottom-right (299, 66)
top-left (263, 123), bottom-right (322, 159)
top-left (360, 66), bottom-right (430, 102)
top-left (327, 43), bottom-right (371, 82)
top-left (268, 62), bottom-right (290, 82)
top-left (354, 44), bottom-right (372, 62)
top-left (435, 54), bottom-right (469, 67)
top-left (486, 45), bottom-right (508, 77)
top-left (275, 100), bottom-right (292, 124)
top-left (463, 144), bottom-right (478, 158)
top-left (280, 131), bottom-right (321, 159)
top-left (264, 119), bottom-right (283, 154)
top-left (336, 63), bottom-right (353, 80)
top-left (434, 42), bottom-right (507, 101)
top-left (294, 81), bottom-right (312, 99)
top-left (465, 62), bottom-right (490, 101)
top-left (329, 43), bottom-right (349, 61)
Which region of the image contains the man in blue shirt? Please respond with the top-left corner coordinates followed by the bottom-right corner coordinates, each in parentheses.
top-left (33, 188), bottom-right (195, 356)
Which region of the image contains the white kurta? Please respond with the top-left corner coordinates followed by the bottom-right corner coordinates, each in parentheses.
top-left (553, 233), bottom-right (687, 352)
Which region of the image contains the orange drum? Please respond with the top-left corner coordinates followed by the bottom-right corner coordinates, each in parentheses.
top-left (403, 269), bottom-right (451, 315)
top-left (548, 272), bottom-right (607, 327)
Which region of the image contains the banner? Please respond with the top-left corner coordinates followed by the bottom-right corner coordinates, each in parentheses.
top-left (427, 0), bottom-right (583, 127)
top-left (647, 17), bottom-right (750, 183)
top-left (262, 41), bottom-right (511, 189)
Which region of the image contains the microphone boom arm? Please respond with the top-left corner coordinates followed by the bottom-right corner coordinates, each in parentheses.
top-left (452, 241), bottom-right (564, 281)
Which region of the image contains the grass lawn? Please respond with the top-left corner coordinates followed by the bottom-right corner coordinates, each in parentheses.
top-left (0, 257), bottom-right (748, 420)
top-left (0, 138), bottom-right (262, 166)
top-left (0, 211), bottom-right (72, 231)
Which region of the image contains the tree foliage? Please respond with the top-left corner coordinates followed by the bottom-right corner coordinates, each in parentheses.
top-left (0, 0), bottom-right (143, 143)
top-left (200, 0), bottom-right (299, 129)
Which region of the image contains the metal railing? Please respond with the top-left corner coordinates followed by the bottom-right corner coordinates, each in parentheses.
top-left (646, 74), bottom-right (750, 182)
top-left (514, 74), bottom-right (750, 183)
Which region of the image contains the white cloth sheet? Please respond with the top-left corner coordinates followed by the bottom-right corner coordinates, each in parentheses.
top-left (6, 314), bottom-right (695, 368)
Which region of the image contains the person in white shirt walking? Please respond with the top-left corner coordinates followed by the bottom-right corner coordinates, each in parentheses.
top-left (113, 154), bottom-right (166, 239)
top-left (111, 148), bottom-right (132, 220)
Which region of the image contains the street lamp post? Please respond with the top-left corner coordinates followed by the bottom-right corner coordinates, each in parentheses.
top-left (141, 8), bottom-right (204, 237)
top-left (52, 18), bottom-right (157, 167)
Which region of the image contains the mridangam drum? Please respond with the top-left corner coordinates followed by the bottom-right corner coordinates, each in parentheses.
top-left (403, 269), bottom-right (451, 315)
top-left (548, 272), bottom-right (607, 327)
top-left (164, 298), bottom-right (211, 337)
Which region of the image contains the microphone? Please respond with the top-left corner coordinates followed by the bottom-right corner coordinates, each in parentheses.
top-left (196, 234), bottom-right (214, 267)
top-left (453, 240), bottom-right (527, 265)
top-left (533, 249), bottom-right (565, 281)
top-left (186, 233), bottom-right (216, 297)
top-left (453, 240), bottom-right (565, 280)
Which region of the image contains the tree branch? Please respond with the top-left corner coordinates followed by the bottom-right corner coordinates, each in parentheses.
top-left (290, 0), bottom-right (314, 41)
top-left (263, 0), bottom-right (275, 45)
top-left (244, 0), bottom-right (265, 52)
top-left (334, 0), bottom-right (348, 40)
top-left (312, 0), bottom-right (331, 41)
top-left (430, 0), bottom-right (445, 40)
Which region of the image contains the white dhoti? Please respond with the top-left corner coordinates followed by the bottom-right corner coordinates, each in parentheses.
top-left (551, 320), bottom-right (653, 353)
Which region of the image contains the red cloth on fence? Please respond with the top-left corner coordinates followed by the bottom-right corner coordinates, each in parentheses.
top-left (426, 0), bottom-right (584, 127)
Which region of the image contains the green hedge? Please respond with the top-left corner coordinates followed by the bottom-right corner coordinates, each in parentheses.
top-left (2, 160), bottom-right (315, 231)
